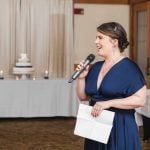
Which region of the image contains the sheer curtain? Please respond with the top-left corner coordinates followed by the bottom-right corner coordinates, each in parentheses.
top-left (0, 0), bottom-right (20, 78)
top-left (0, 0), bottom-right (73, 79)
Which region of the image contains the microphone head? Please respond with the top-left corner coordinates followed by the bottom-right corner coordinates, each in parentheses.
top-left (86, 54), bottom-right (95, 62)
top-left (68, 53), bottom-right (95, 83)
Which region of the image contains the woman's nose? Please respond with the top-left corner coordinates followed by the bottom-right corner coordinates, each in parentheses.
top-left (94, 38), bottom-right (99, 44)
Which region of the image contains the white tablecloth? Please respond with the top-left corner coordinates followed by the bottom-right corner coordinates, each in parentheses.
top-left (0, 79), bottom-right (79, 117)
top-left (135, 89), bottom-right (150, 126)
top-left (136, 89), bottom-right (150, 118)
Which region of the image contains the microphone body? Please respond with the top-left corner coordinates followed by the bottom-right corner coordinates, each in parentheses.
top-left (68, 54), bottom-right (95, 83)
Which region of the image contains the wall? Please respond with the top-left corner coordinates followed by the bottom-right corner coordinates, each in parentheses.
top-left (74, 4), bottom-right (130, 63)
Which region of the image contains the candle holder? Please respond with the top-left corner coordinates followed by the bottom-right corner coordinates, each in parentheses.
top-left (44, 70), bottom-right (49, 79)
top-left (0, 70), bottom-right (4, 80)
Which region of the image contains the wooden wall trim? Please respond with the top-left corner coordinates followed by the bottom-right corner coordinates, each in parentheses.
top-left (130, 0), bottom-right (149, 4)
top-left (74, 0), bottom-right (129, 4)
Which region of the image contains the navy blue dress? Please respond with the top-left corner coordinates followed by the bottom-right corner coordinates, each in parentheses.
top-left (84, 57), bottom-right (146, 150)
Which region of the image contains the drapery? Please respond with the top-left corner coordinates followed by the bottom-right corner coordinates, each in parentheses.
top-left (0, 0), bottom-right (73, 79)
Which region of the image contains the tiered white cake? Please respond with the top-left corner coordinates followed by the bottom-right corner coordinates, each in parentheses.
top-left (13, 53), bottom-right (34, 74)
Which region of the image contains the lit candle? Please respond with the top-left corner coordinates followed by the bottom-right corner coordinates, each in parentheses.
top-left (16, 76), bottom-right (19, 80)
top-left (44, 70), bottom-right (49, 79)
top-left (45, 70), bottom-right (48, 76)
top-left (0, 70), bottom-right (4, 79)
top-left (0, 70), bottom-right (3, 76)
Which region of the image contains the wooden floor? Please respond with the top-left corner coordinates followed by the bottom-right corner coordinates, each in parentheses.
top-left (0, 117), bottom-right (149, 150)
top-left (140, 128), bottom-right (150, 150)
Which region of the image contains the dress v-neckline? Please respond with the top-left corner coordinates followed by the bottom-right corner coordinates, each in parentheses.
top-left (96, 57), bottom-right (127, 90)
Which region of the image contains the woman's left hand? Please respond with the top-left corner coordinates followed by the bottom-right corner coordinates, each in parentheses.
top-left (91, 101), bottom-right (111, 117)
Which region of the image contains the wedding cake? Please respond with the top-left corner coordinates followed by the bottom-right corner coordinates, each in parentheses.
top-left (13, 53), bottom-right (34, 74)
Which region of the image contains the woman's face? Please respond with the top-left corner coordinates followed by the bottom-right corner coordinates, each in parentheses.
top-left (95, 31), bottom-right (117, 58)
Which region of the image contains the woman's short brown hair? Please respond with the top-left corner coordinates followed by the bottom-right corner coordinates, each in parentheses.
top-left (97, 22), bottom-right (129, 52)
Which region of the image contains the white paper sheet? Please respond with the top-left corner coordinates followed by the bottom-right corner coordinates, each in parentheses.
top-left (74, 104), bottom-right (115, 144)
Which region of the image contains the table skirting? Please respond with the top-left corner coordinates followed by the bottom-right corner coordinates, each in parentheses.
top-left (0, 79), bottom-right (79, 117)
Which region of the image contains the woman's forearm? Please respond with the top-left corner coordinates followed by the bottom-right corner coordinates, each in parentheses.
top-left (110, 86), bottom-right (146, 109)
top-left (97, 86), bottom-right (147, 110)
top-left (109, 95), bottom-right (145, 109)
top-left (76, 78), bottom-right (89, 101)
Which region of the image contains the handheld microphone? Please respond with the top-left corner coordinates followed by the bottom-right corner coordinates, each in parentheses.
top-left (68, 54), bottom-right (95, 83)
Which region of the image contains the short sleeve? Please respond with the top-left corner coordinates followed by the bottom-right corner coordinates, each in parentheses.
top-left (125, 61), bottom-right (146, 95)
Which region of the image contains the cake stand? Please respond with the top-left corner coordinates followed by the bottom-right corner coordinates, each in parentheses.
top-left (20, 74), bottom-right (29, 80)
top-left (13, 71), bottom-right (34, 80)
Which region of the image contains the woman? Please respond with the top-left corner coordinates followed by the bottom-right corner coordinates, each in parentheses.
top-left (76, 22), bottom-right (147, 150)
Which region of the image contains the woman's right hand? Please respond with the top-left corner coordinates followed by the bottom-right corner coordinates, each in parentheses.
top-left (76, 60), bottom-right (90, 79)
